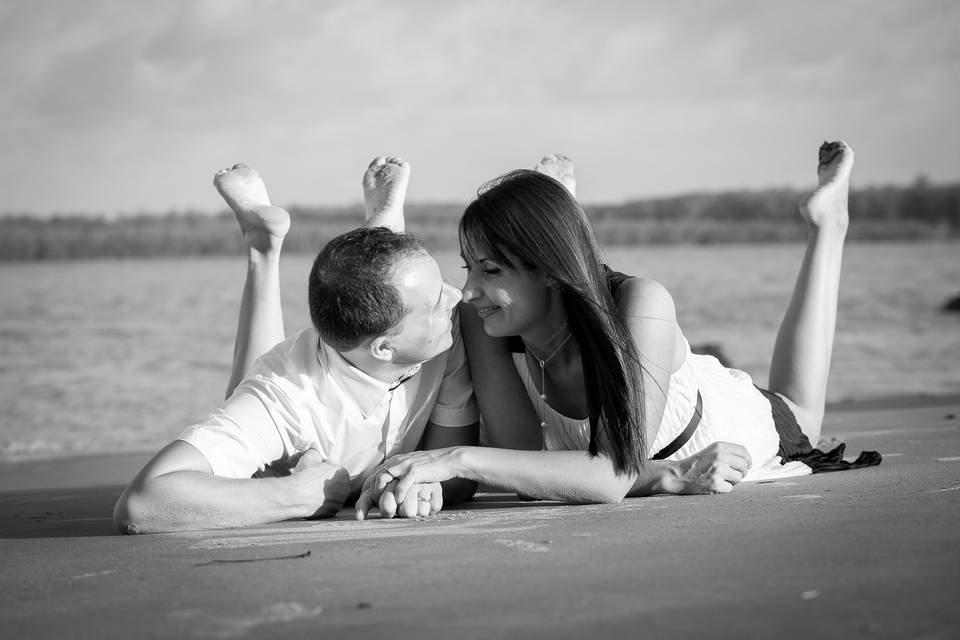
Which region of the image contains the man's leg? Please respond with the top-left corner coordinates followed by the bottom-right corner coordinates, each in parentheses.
top-left (219, 155), bottom-right (412, 397)
top-left (362, 156), bottom-right (410, 232)
top-left (214, 164), bottom-right (290, 397)
top-left (767, 141), bottom-right (854, 444)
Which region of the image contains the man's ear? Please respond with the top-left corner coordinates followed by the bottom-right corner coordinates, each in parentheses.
top-left (368, 336), bottom-right (394, 363)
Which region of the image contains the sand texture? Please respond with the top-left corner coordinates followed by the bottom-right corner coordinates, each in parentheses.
top-left (1, 397), bottom-right (958, 639)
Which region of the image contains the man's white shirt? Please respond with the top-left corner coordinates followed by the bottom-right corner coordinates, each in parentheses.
top-left (178, 312), bottom-right (477, 492)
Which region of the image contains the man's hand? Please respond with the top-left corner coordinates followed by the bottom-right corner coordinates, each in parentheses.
top-left (666, 442), bottom-right (752, 495)
top-left (355, 467), bottom-right (444, 520)
top-left (292, 449), bottom-right (351, 518)
top-left (355, 447), bottom-right (464, 521)
top-left (354, 450), bottom-right (452, 520)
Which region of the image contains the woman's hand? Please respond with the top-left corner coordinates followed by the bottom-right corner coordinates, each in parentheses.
top-left (355, 448), bottom-right (462, 519)
top-left (355, 473), bottom-right (445, 520)
top-left (666, 442), bottom-right (752, 495)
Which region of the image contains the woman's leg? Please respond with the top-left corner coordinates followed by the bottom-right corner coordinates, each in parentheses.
top-left (213, 164), bottom-right (290, 398)
top-left (767, 141), bottom-right (854, 443)
top-left (534, 154), bottom-right (577, 196)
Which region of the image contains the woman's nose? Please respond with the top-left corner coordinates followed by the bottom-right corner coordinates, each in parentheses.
top-left (461, 271), bottom-right (480, 302)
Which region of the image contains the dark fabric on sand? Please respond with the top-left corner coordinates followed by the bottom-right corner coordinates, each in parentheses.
top-left (755, 386), bottom-right (883, 472)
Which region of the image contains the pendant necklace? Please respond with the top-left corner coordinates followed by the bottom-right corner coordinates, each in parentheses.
top-left (527, 332), bottom-right (573, 427)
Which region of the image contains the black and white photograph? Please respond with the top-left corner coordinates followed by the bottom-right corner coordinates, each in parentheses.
top-left (1, 1), bottom-right (958, 637)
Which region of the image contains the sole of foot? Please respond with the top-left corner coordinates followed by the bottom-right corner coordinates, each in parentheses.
top-left (799, 141), bottom-right (853, 231)
top-left (534, 153), bottom-right (576, 197)
top-left (213, 163), bottom-right (290, 253)
top-left (362, 156), bottom-right (410, 224)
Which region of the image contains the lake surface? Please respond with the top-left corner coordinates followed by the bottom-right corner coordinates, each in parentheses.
top-left (1, 240), bottom-right (958, 461)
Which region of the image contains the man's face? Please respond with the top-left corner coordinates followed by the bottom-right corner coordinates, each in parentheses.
top-left (387, 251), bottom-right (462, 365)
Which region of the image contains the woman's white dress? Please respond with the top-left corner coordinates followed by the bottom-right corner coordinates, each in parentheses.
top-left (512, 333), bottom-right (809, 479)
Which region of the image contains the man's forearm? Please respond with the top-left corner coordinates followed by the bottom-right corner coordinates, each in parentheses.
top-left (114, 471), bottom-right (320, 534)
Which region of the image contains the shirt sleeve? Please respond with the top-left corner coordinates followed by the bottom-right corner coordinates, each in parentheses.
top-left (176, 379), bottom-right (292, 478)
top-left (428, 311), bottom-right (479, 427)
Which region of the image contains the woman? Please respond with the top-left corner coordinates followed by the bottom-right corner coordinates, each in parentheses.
top-left (356, 141), bottom-right (879, 514)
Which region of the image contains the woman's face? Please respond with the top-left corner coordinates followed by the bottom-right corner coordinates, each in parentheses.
top-left (460, 251), bottom-right (553, 338)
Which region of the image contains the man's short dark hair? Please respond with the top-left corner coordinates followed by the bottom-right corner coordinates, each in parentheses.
top-left (308, 227), bottom-right (426, 351)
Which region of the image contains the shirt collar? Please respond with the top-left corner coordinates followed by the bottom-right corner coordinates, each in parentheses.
top-left (316, 340), bottom-right (421, 418)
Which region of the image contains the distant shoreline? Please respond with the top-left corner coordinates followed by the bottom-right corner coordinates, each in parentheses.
top-left (2, 181), bottom-right (957, 260)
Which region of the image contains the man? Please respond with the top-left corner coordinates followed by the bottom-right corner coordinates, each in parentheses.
top-left (113, 157), bottom-right (478, 534)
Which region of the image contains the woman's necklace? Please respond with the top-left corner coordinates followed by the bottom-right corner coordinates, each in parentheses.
top-left (526, 332), bottom-right (573, 408)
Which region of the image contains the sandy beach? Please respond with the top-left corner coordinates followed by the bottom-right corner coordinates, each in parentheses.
top-left (1, 395), bottom-right (958, 639)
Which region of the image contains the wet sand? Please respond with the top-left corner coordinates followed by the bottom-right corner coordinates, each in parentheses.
top-left (1, 396), bottom-right (958, 639)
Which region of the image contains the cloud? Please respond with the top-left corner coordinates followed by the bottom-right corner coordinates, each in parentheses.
top-left (0, 0), bottom-right (957, 213)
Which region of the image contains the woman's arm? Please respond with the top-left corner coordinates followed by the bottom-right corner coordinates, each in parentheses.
top-left (451, 447), bottom-right (666, 502)
top-left (360, 441), bottom-right (751, 514)
top-left (615, 277), bottom-right (685, 449)
top-left (459, 302), bottom-right (543, 450)
top-left (364, 446), bottom-right (686, 505)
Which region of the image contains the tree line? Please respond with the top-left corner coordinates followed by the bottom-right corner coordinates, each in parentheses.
top-left (1, 179), bottom-right (957, 261)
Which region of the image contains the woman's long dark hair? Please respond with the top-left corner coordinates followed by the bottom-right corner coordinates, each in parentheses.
top-left (460, 170), bottom-right (647, 475)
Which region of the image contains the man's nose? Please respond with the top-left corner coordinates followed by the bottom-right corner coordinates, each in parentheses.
top-left (445, 283), bottom-right (463, 307)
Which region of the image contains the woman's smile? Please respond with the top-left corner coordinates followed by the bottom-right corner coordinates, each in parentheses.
top-left (474, 304), bottom-right (500, 318)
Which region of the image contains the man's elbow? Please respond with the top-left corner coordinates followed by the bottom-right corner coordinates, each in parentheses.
top-left (112, 486), bottom-right (156, 535)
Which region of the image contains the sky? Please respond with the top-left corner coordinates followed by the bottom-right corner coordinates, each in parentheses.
top-left (0, 0), bottom-right (958, 216)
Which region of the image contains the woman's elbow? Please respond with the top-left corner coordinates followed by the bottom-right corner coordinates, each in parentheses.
top-left (574, 479), bottom-right (629, 504)
top-left (592, 487), bottom-right (627, 504)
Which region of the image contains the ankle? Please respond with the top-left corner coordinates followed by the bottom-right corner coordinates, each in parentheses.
top-left (247, 243), bottom-right (282, 265)
top-left (808, 217), bottom-right (848, 239)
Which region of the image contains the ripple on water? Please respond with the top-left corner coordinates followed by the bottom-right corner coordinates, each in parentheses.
top-left (1, 243), bottom-right (958, 461)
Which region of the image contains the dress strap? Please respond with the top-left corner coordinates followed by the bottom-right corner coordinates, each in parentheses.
top-left (651, 390), bottom-right (702, 460)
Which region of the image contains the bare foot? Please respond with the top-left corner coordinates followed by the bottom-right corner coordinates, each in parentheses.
top-left (799, 141), bottom-right (853, 232)
top-left (816, 435), bottom-right (844, 451)
top-left (213, 163), bottom-right (290, 254)
top-left (362, 156), bottom-right (410, 230)
top-left (534, 153), bottom-right (576, 197)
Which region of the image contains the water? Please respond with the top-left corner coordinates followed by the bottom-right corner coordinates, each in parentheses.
top-left (1, 241), bottom-right (958, 461)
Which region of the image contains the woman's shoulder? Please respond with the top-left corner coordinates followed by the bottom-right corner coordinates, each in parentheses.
top-left (614, 276), bottom-right (677, 321)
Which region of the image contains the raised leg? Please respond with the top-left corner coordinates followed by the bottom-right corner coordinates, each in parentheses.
top-left (534, 154), bottom-right (577, 197)
top-left (767, 141), bottom-right (854, 443)
top-left (214, 163), bottom-right (290, 398)
top-left (217, 155), bottom-right (412, 399)
top-left (362, 156), bottom-right (410, 232)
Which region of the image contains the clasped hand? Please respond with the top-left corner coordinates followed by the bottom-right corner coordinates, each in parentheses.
top-left (669, 441), bottom-right (753, 494)
top-left (355, 448), bottom-right (460, 520)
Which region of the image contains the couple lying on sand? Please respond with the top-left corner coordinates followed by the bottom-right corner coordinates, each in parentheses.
top-left (114, 141), bottom-right (879, 534)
